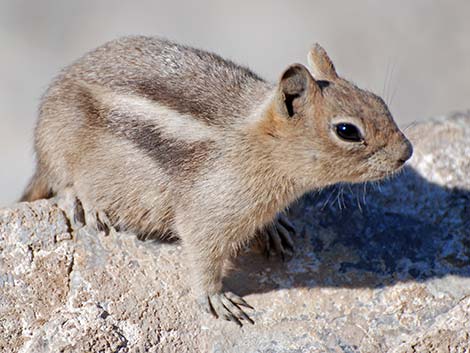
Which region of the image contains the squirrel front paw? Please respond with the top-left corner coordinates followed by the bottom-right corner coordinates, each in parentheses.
top-left (257, 213), bottom-right (296, 261)
top-left (199, 291), bottom-right (255, 326)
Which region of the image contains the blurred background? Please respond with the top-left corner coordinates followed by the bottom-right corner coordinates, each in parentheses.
top-left (0, 0), bottom-right (469, 206)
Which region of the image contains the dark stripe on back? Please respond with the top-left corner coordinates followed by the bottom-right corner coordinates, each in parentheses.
top-left (106, 113), bottom-right (212, 176)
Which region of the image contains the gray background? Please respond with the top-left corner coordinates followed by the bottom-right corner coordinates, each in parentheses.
top-left (1, 0), bottom-right (469, 206)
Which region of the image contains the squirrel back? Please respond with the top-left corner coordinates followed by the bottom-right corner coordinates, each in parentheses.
top-left (49, 36), bottom-right (271, 127)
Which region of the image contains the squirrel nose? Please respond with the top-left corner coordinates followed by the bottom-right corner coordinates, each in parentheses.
top-left (397, 139), bottom-right (413, 165)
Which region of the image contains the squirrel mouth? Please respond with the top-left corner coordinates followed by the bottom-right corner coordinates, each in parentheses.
top-left (376, 163), bottom-right (407, 180)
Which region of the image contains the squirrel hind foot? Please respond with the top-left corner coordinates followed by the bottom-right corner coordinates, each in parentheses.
top-left (56, 188), bottom-right (115, 236)
top-left (56, 187), bottom-right (86, 231)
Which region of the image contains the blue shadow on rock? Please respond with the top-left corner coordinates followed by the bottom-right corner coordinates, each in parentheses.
top-left (227, 165), bottom-right (470, 294)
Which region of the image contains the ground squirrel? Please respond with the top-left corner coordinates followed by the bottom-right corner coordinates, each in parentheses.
top-left (21, 36), bottom-right (412, 326)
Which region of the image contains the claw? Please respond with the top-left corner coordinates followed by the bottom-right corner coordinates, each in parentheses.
top-left (84, 207), bottom-right (115, 236)
top-left (278, 214), bottom-right (296, 234)
top-left (259, 213), bottom-right (296, 261)
top-left (96, 215), bottom-right (108, 234)
top-left (56, 188), bottom-right (86, 231)
top-left (221, 297), bottom-right (251, 326)
top-left (205, 292), bottom-right (255, 326)
top-left (96, 210), bottom-right (114, 235)
top-left (225, 291), bottom-right (254, 310)
top-left (267, 225), bottom-right (284, 256)
top-left (276, 223), bottom-right (295, 253)
top-left (72, 198), bottom-right (85, 227)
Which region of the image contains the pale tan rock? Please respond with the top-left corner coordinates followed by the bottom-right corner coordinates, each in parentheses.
top-left (1, 111), bottom-right (470, 352)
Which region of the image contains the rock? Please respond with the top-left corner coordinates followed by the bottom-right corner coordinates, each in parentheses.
top-left (1, 111), bottom-right (470, 353)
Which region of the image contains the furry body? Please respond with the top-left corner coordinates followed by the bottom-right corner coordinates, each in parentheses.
top-left (23, 36), bottom-right (412, 324)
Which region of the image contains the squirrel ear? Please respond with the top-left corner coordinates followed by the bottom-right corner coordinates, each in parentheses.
top-left (307, 43), bottom-right (338, 81)
top-left (276, 64), bottom-right (319, 118)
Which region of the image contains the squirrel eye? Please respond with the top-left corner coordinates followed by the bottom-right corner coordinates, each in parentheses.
top-left (335, 123), bottom-right (363, 142)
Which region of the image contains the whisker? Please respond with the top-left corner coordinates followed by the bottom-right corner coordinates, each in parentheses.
top-left (349, 184), bottom-right (363, 212)
top-left (335, 186), bottom-right (343, 210)
top-left (340, 185), bottom-right (346, 210)
top-left (389, 81), bottom-right (399, 107)
top-left (362, 182), bottom-right (368, 205)
top-left (386, 59), bottom-right (396, 105)
top-left (376, 181), bottom-right (383, 193)
top-left (321, 188), bottom-right (336, 210)
top-left (404, 121), bottom-right (418, 132)
top-left (383, 58), bottom-right (391, 103)
top-left (356, 195), bottom-right (362, 212)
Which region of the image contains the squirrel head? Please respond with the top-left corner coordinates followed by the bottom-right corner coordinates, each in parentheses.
top-left (262, 44), bottom-right (412, 188)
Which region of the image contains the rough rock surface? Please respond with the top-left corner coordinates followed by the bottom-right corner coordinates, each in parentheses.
top-left (1, 111), bottom-right (470, 353)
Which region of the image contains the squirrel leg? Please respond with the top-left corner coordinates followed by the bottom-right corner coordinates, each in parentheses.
top-left (257, 212), bottom-right (296, 261)
top-left (176, 216), bottom-right (255, 326)
top-left (189, 240), bottom-right (255, 326)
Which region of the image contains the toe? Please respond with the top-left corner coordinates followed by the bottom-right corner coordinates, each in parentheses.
top-left (97, 210), bottom-right (114, 235)
top-left (276, 222), bottom-right (295, 253)
top-left (56, 189), bottom-right (86, 231)
top-left (222, 293), bottom-right (254, 324)
top-left (207, 292), bottom-right (255, 326)
top-left (267, 225), bottom-right (284, 255)
top-left (278, 214), bottom-right (296, 234)
top-left (208, 294), bottom-right (226, 319)
top-left (225, 291), bottom-right (254, 310)
top-left (72, 197), bottom-right (85, 228)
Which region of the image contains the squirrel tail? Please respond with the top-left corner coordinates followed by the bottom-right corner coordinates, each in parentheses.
top-left (20, 168), bottom-right (52, 202)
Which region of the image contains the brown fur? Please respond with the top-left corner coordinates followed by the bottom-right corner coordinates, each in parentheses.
top-left (23, 36), bottom-right (412, 322)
